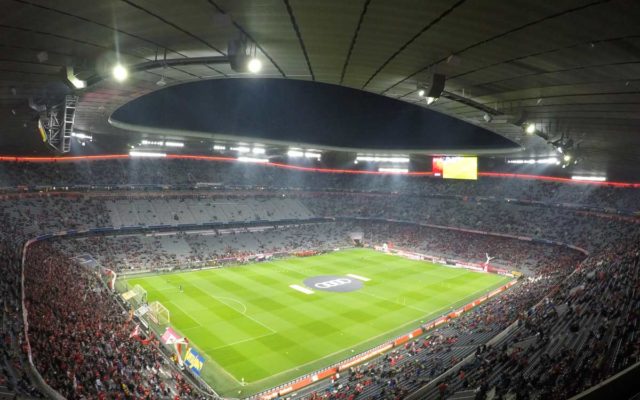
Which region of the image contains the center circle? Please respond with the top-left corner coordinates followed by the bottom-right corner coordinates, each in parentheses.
top-left (303, 275), bottom-right (363, 293)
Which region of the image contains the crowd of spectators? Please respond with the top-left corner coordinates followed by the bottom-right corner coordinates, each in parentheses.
top-left (23, 243), bottom-right (208, 400)
top-left (0, 159), bottom-right (637, 212)
top-left (52, 220), bottom-right (584, 277)
top-left (0, 159), bottom-right (636, 399)
top-left (414, 237), bottom-right (640, 400)
top-left (298, 192), bottom-right (636, 253)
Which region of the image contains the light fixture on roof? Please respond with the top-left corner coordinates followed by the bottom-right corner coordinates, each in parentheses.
top-left (237, 156), bottom-right (269, 163)
top-left (232, 146), bottom-right (251, 153)
top-left (71, 132), bottom-right (92, 141)
top-left (356, 155), bottom-right (410, 163)
top-left (525, 123), bottom-right (536, 134)
top-left (378, 167), bottom-right (408, 173)
top-left (141, 140), bottom-right (163, 146)
top-left (247, 58), bottom-right (262, 74)
top-left (229, 37), bottom-right (262, 74)
top-left (483, 113), bottom-right (492, 123)
top-left (572, 175), bottom-right (606, 182)
top-left (65, 66), bottom-right (87, 89)
top-left (425, 73), bottom-right (445, 105)
top-left (304, 151), bottom-right (321, 160)
top-left (129, 151), bottom-right (166, 158)
top-left (418, 89), bottom-right (425, 97)
top-left (112, 64), bottom-right (128, 82)
top-left (287, 149), bottom-right (304, 158)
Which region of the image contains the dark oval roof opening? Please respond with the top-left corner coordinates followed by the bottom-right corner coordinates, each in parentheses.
top-left (110, 78), bottom-right (519, 153)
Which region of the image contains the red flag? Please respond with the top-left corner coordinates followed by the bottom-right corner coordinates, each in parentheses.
top-left (129, 324), bottom-right (141, 339)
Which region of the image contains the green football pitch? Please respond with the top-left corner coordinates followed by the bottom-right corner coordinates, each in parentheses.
top-left (125, 248), bottom-right (511, 397)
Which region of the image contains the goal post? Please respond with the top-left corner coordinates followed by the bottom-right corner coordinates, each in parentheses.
top-left (149, 301), bottom-right (170, 326)
top-left (132, 284), bottom-right (147, 303)
top-left (121, 284), bottom-right (147, 307)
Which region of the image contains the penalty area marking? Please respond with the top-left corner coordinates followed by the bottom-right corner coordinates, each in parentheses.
top-left (212, 296), bottom-right (247, 314)
top-left (346, 274), bottom-right (370, 282)
top-left (290, 284), bottom-right (314, 295)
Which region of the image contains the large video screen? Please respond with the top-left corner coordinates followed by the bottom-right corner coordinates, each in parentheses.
top-left (432, 157), bottom-right (478, 180)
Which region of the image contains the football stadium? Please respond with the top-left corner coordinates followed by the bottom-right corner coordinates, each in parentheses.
top-left (0, 2), bottom-right (639, 400)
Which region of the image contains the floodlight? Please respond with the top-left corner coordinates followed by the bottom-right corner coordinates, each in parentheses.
top-left (112, 64), bottom-right (128, 82)
top-left (525, 124), bottom-right (536, 134)
top-left (129, 151), bottom-right (166, 158)
top-left (287, 149), bottom-right (304, 158)
top-left (237, 156), bottom-right (268, 163)
top-left (247, 58), bottom-right (262, 74)
top-left (65, 66), bottom-right (86, 89)
top-left (572, 175), bottom-right (606, 182)
top-left (378, 167), bottom-right (408, 173)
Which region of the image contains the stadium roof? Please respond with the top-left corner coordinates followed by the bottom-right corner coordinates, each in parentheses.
top-left (0, 0), bottom-right (639, 177)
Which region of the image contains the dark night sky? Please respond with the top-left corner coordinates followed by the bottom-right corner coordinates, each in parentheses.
top-left (111, 78), bottom-right (517, 152)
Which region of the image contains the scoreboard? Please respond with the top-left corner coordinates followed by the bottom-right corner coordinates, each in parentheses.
top-left (432, 157), bottom-right (478, 180)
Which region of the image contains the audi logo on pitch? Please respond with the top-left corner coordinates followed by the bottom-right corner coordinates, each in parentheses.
top-left (314, 278), bottom-right (352, 289)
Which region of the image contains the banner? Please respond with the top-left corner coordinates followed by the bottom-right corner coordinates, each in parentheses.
top-left (161, 327), bottom-right (189, 366)
top-left (183, 348), bottom-right (205, 376)
top-left (161, 327), bottom-right (184, 345)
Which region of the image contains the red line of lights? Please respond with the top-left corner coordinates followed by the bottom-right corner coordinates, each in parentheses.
top-left (0, 154), bottom-right (638, 187)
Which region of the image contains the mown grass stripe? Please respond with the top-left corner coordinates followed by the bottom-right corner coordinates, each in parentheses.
top-left (125, 248), bottom-right (511, 396)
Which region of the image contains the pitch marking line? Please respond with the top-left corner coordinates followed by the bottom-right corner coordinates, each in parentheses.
top-left (207, 294), bottom-right (277, 334)
top-left (244, 278), bottom-right (515, 386)
top-left (290, 284), bottom-right (314, 295)
top-left (207, 331), bottom-right (277, 351)
top-left (212, 296), bottom-right (247, 314)
top-left (346, 274), bottom-right (370, 282)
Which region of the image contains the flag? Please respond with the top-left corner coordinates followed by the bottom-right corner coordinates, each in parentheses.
top-left (129, 324), bottom-right (141, 339)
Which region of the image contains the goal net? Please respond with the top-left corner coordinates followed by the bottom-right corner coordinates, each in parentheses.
top-left (148, 301), bottom-right (170, 326)
top-left (122, 284), bottom-right (147, 307)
